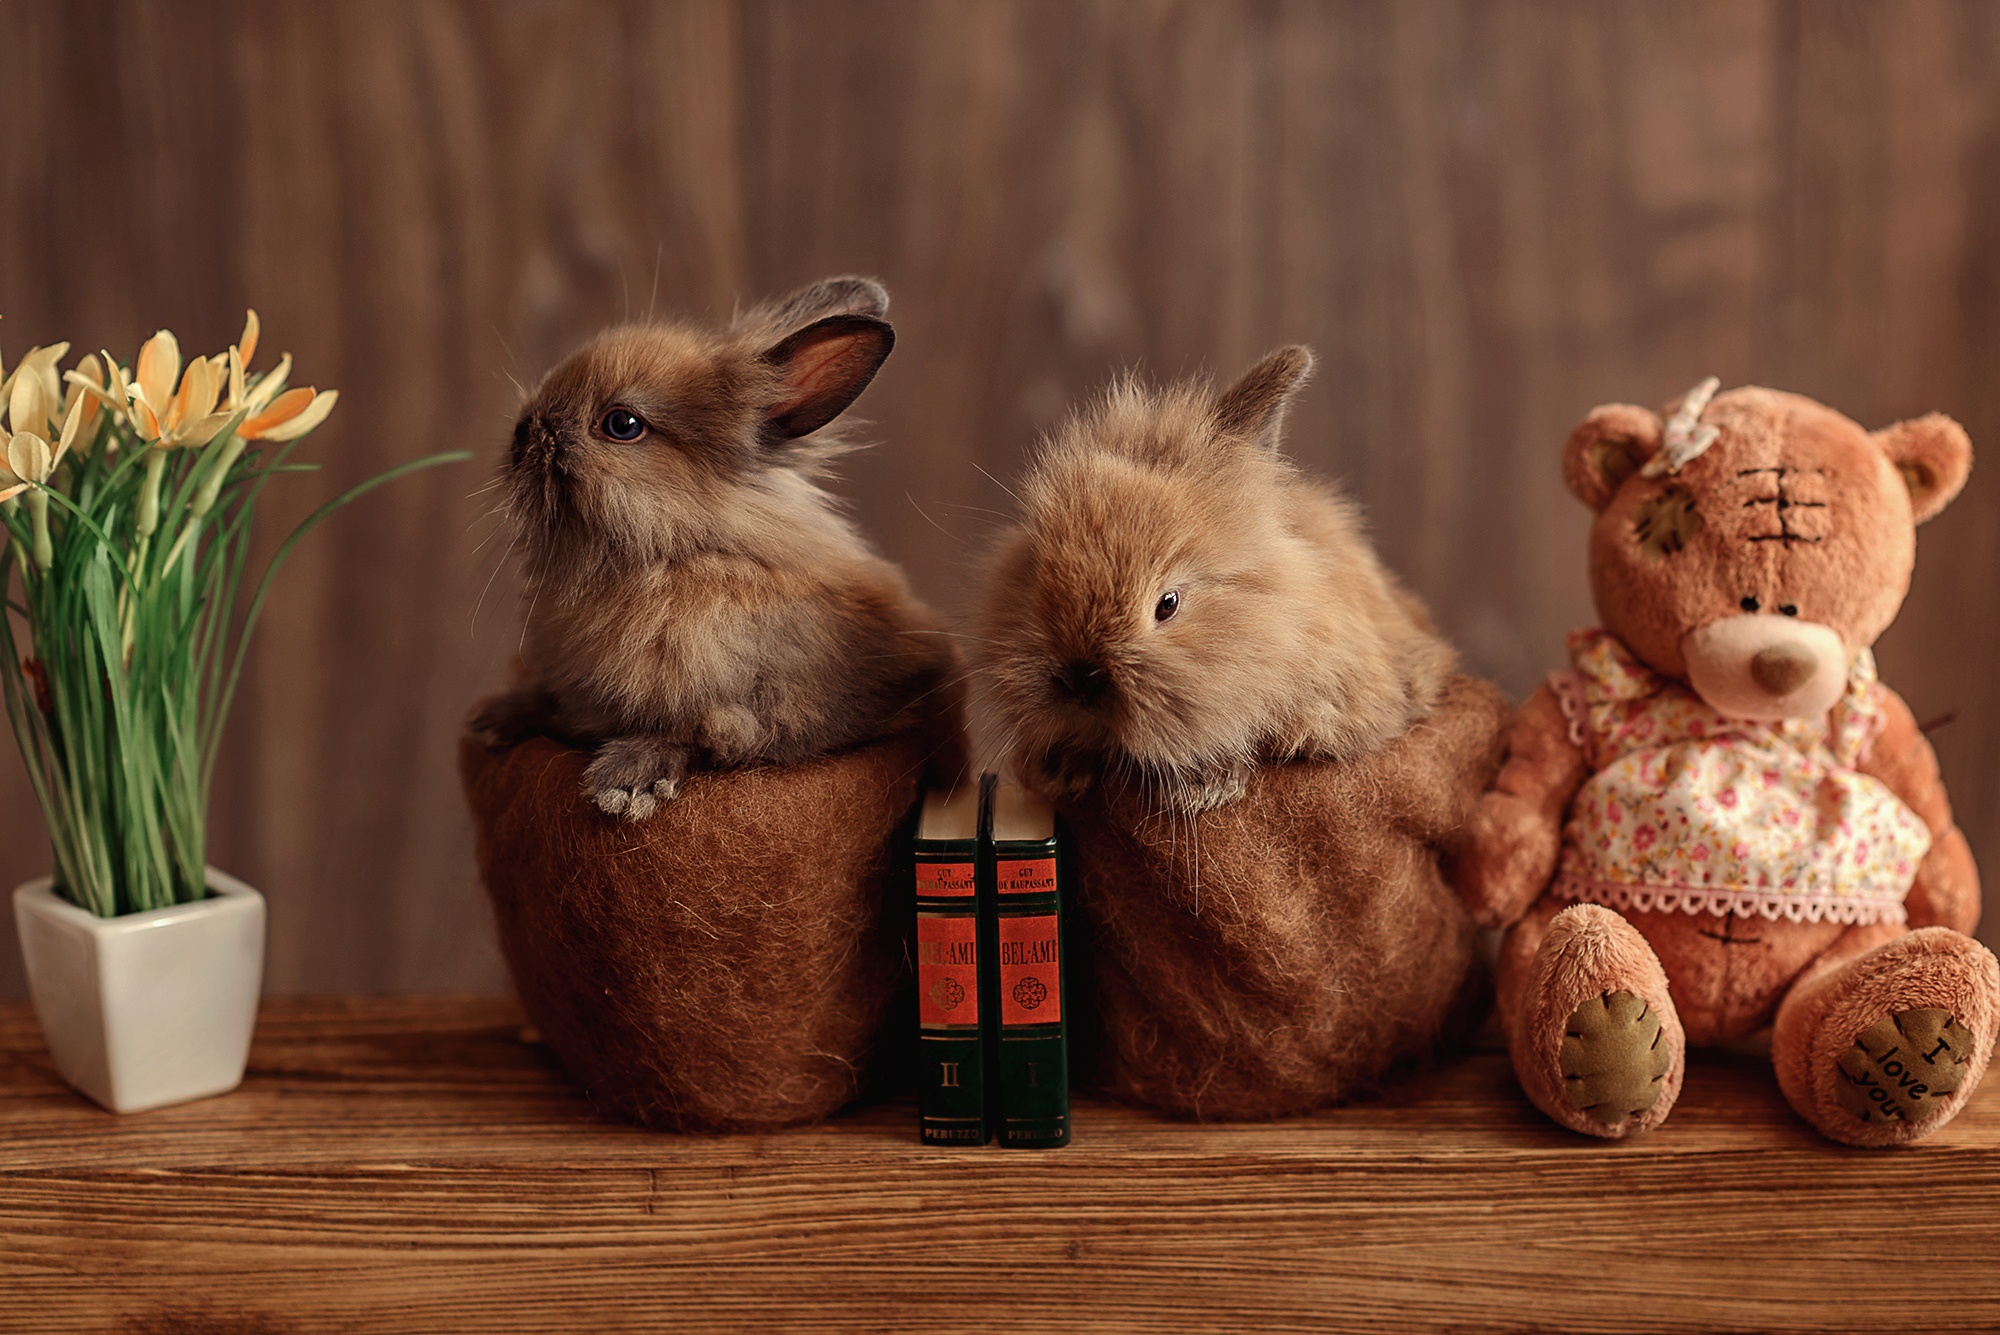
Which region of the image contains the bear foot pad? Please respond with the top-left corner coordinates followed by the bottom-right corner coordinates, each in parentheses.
top-left (1560, 990), bottom-right (1673, 1126)
top-left (1835, 1008), bottom-right (1975, 1126)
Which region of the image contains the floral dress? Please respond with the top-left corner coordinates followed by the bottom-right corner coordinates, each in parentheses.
top-left (1550, 628), bottom-right (1929, 925)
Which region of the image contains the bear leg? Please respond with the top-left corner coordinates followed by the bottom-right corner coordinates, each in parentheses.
top-left (1501, 901), bottom-right (1685, 1138)
top-left (1772, 925), bottom-right (2000, 1146)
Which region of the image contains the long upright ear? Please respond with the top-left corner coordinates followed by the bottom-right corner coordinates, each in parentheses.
top-left (1562, 404), bottom-right (1663, 512)
top-left (1872, 413), bottom-right (1971, 523)
top-left (741, 275), bottom-right (889, 335)
top-left (761, 314), bottom-right (895, 441)
top-left (1213, 345), bottom-right (1315, 449)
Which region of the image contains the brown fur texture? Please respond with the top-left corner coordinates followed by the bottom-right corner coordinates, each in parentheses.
top-left (1463, 383), bottom-right (1999, 1144)
top-left (1060, 675), bottom-right (1507, 1119)
top-left (474, 276), bottom-right (967, 819)
top-left (460, 719), bottom-right (934, 1132)
top-left (975, 347), bottom-right (1457, 815)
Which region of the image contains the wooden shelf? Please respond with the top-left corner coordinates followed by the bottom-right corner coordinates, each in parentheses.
top-left (3, 997), bottom-right (1997, 1333)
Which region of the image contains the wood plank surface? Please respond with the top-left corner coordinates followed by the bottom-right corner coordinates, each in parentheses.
top-left (2, 996), bottom-right (1998, 1333)
top-left (1, 1), bottom-right (1999, 999)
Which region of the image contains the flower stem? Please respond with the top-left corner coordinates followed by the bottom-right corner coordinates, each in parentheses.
top-left (27, 489), bottom-right (51, 570)
top-left (137, 448), bottom-right (167, 536)
top-left (190, 436), bottom-right (246, 517)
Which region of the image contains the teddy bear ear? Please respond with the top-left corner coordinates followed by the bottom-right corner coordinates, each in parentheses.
top-left (1872, 413), bottom-right (1972, 524)
top-left (1561, 404), bottom-right (1663, 512)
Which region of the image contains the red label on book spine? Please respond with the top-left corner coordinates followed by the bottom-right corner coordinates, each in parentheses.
top-left (915, 861), bottom-right (975, 897)
top-left (997, 858), bottom-right (1056, 895)
top-left (997, 913), bottom-right (1061, 1025)
top-left (916, 913), bottom-right (979, 1027)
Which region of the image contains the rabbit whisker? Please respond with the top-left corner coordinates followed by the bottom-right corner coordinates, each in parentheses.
top-left (470, 530), bottom-right (519, 637)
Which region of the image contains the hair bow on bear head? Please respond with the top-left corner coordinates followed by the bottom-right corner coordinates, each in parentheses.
top-left (1641, 376), bottom-right (1721, 478)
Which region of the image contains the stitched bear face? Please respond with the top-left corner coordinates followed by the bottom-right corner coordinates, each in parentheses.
top-left (1560, 384), bottom-right (1970, 720)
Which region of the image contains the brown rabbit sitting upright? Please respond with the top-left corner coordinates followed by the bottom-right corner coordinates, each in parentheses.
top-left (976, 348), bottom-right (1506, 1119)
top-left (460, 277), bottom-right (966, 1132)
top-left (475, 275), bottom-right (965, 816)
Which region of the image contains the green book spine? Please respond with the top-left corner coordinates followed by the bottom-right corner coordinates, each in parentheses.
top-left (914, 786), bottom-right (986, 1145)
top-left (987, 784), bottom-right (1070, 1148)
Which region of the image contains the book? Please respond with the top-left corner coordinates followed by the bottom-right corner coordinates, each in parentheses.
top-left (985, 780), bottom-right (1070, 1148)
top-left (913, 783), bottom-right (986, 1144)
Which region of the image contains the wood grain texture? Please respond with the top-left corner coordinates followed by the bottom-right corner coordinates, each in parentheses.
top-left (0, 1), bottom-right (1998, 997)
top-left (3, 996), bottom-right (1999, 1333)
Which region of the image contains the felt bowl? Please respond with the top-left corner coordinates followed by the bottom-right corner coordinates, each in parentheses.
top-left (1058, 675), bottom-right (1509, 1121)
top-left (459, 722), bottom-right (933, 1132)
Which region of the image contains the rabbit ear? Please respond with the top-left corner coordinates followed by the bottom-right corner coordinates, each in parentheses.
top-left (761, 314), bottom-right (895, 441)
top-left (741, 276), bottom-right (889, 335)
top-left (1213, 345), bottom-right (1315, 449)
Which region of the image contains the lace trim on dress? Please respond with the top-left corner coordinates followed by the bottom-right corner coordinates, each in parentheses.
top-left (1552, 873), bottom-right (1908, 926)
top-left (1549, 670), bottom-right (1588, 750)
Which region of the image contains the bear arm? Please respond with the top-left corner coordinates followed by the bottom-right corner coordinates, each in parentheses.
top-left (1377, 675), bottom-right (1510, 847)
top-left (1454, 681), bottom-right (1589, 928)
top-left (1858, 686), bottom-right (1981, 935)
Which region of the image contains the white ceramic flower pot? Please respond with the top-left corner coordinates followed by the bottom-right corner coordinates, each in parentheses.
top-left (13, 869), bottom-right (265, 1113)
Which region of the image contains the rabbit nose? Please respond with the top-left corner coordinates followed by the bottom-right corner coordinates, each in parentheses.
top-left (1054, 658), bottom-right (1112, 706)
top-left (1751, 642), bottom-right (1817, 696)
top-left (510, 416), bottom-right (537, 466)
top-left (510, 415), bottom-right (557, 468)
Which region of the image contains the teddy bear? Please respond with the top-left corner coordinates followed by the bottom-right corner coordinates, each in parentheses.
top-left (1459, 378), bottom-right (1999, 1146)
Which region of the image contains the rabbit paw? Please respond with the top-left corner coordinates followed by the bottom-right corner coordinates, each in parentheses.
top-left (698, 704), bottom-right (765, 765)
top-left (469, 684), bottom-right (558, 750)
top-left (584, 737), bottom-right (694, 822)
top-left (1027, 747), bottom-right (1100, 802)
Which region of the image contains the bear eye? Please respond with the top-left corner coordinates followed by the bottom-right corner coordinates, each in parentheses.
top-left (1779, 603), bottom-right (1799, 617)
top-left (1154, 590), bottom-right (1180, 623)
top-left (599, 407), bottom-right (646, 442)
top-left (1740, 595), bottom-right (1760, 613)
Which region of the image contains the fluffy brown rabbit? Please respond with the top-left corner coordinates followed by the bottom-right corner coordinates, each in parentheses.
top-left (977, 346), bottom-right (1456, 814)
top-left (474, 276), bottom-right (966, 818)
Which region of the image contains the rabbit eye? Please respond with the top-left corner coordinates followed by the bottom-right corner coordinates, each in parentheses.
top-left (1154, 590), bottom-right (1180, 623)
top-left (600, 407), bottom-right (646, 442)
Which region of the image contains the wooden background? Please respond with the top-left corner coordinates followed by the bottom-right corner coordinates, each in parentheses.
top-left (0, 0), bottom-right (1997, 998)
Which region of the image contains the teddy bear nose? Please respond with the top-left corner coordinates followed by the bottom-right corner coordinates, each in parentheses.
top-left (1751, 642), bottom-right (1818, 696)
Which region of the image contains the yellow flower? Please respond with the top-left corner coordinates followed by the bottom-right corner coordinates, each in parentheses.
top-left (224, 313), bottom-right (338, 442)
top-left (10, 360), bottom-right (50, 440)
top-left (63, 351), bottom-right (130, 421)
top-left (240, 384), bottom-right (339, 441)
top-left (223, 313), bottom-right (266, 410)
top-left (52, 354), bottom-right (110, 456)
top-left (237, 309), bottom-right (260, 370)
top-left (0, 393), bottom-right (87, 502)
top-left (128, 329), bottom-right (231, 450)
top-left (0, 341), bottom-right (72, 435)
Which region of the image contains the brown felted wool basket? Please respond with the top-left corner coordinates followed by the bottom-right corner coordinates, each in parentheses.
top-left (1058, 675), bottom-right (1509, 1120)
top-left (460, 721), bottom-right (935, 1132)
